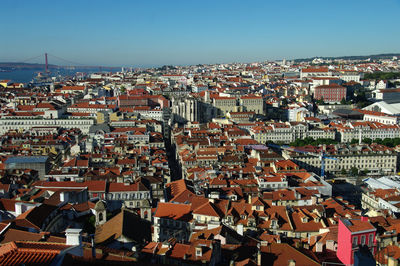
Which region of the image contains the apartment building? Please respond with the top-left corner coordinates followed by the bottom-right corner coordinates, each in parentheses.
top-left (153, 202), bottom-right (193, 242)
top-left (249, 122), bottom-right (334, 144)
top-left (212, 96), bottom-right (237, 117)
top-left (285, 144), bottom-right (398, 176)
top-left (362, 188), bottom-right (400, 214)
top-left (300, 67), bottom-right (333, 79)
top-left (338, 71), bottom-right (362, 83)
top-left (0, 118), bottom-right (94, 134)
top-left (336, 122), bottom-right (400, 143)
top-left (239, 95), bottom-right (264, 114)
top-left (250, 123), bottom-right (293, 143)
top-left (314, 84), bottom-right (347, 103)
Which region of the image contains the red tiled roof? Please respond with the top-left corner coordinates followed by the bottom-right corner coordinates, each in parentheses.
top-left (341, 218), bottom-right (376, 233)
top-left (301, 67), bottom-right (329, 73)
top-left (0, 241), bottom-right (69, 265)
top-left (33, 180), bottom-right (106, 192)
top-left (261, 243), bottom-right (320, 265)
top-left (154, 202), bottom-right (192, 221)
top-left (62, 86), bottom-right (85, 91)
top-left (0, 228), bottom-right (65, 244)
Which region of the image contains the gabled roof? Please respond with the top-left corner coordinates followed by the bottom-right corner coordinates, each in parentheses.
top-left (193, 201), bottom-right (222, 218)
top-left (11, 204), bottom-right (58, 230)
top-left (154, 202), bottom-right (192, 222)
top-left (261, 243), bottom-right (320, 265)
top-left (94, 209), bottom-right (151, 244)
top-left (190, 224), bottom-right (244, 244)
top-left (0, 228), bottom-right (65, 244)
top-left (340, 218), bottom-right (376, 233)
top-left (375, 245), bottom-right (400, 265)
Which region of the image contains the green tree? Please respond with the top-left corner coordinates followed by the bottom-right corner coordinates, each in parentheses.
top-left (350, 167), bottom-right (359, 176)
top-left (360, 169), bottom-right (369, 176)
top-left (382, 138), bottom-right (395, 147)
top-left (364, 72), bottom-right (400, 80)
top-left (316, 97), bottom-right (325, 105)
top-left (83, 215), bottom-right (96, 234)
top-left (363, 138), bottom-right (372, 145)
top-left (350, 139), bottom-right (359, 145)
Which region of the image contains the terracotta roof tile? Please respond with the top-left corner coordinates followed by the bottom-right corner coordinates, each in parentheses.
top-left (154, 202), bottom-right (192, 222)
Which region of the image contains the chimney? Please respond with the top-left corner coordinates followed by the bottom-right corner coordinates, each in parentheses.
top-left (15, 202), bottom-right (23, 216)
top-left (315, 242), bottom-right (324, 253)
top-left (311, 195), bottom-right (317, 205)
top-left (60, 191), bottom-right (68, 203)
top-left (257, 243), bottom-right (262, 266)
top-left (361, 216), bottom-right (369, 222)
top-left (66, 228), bottom-right (82, 246)
top-left (65, 228), bottom-right (83, 257)
top-left (91, 235), bottom-right (96, 258)
top-left (388, 256), bottom-right (398, 266)
top-left (326, 240), bottom-right (335, 251)
top-left (237, 224), bottom-right (244, 236)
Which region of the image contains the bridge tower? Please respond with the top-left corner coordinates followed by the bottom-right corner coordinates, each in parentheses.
top-left (45, 53), bottom-right (49, 73)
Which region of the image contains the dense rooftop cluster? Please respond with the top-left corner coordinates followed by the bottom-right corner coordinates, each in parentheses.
top-left (0, 56), bottom-right (400, 265)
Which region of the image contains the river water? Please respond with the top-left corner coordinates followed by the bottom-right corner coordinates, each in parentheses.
top-left (0, 68), bottom-right (115, 83)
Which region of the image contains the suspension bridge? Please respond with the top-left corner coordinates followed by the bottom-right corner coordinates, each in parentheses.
top-left (2, 53), bottom-right (120, 72)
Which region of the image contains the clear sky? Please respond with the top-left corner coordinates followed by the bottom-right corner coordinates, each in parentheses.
top-left (1, 0), bottom-right (400, 67)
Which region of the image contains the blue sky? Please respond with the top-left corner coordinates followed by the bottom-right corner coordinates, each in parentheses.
top-left (1, 0), bottom-right (399, 67)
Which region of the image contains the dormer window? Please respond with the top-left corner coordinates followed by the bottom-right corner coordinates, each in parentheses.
top-left (271, 219), bottom-right (277, 227)
top-left (302, 217), bottom-right (308, 223)
top-left (195, 247), bottom-right (202, 257)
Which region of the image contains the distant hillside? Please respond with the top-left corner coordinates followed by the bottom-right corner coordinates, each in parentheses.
top-left (0, 62), bottom-right (120, 70)
top-left (294, 53), bottom-right (400, 62)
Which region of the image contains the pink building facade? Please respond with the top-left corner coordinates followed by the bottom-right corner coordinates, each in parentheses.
top-left (337, 217), bottom-right (376, 265)
top-left (314, 84), bottom-right (347, 103)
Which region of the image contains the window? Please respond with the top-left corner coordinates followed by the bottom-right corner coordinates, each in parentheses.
top-left (368, 234), bottom-right (374, 247)
top-left (352, 236), bottom-right (358, 248)
top-left (361, 235), bottom-right (366, 246)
